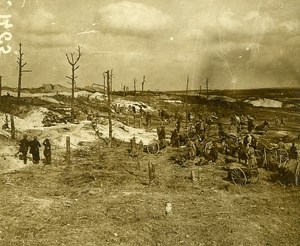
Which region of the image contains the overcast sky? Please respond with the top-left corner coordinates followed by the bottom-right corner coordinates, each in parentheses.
top-left (0, 0), bottom-right (299, 90)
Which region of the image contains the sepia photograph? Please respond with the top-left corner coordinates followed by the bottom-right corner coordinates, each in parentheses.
top-left (0, 0), bottom-right (299, 245)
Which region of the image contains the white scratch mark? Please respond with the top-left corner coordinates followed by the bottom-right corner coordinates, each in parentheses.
top-left (77, 30), bottom-right (98, 35)
top-left (22, 0), bottom-right (26, 8)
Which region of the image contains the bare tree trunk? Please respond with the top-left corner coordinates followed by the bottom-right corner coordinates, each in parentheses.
top-left (71, 67), bottom-right (75, 122)
top-left (205, 77), bottom-right (209, 100)
top-left (66, 46), bottom-right (82, 123)
top-left (185, 74), bottom-right (189, 128)
top-left (134, 78), bottom-right (137, 96)
top-left (141, 75), bottom-right (145, 92)
top-left (10, 114), bottom-right (15, 139)
top-left (106, 70), bottom-right (113, 147)
top-left (17, 43), bottom-right (32, 101)
top-left (66, 136), bottom-right (71, 165)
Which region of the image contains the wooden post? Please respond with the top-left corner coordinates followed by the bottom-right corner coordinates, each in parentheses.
top-left (191, 170), bottom-right (197, 182)
top-left (148, 162), bottom-right (155, 185)
top-left (106, 70), bottom-right (113, 147)
top-left (10, 114), bottom-right (15, 139)
top-left (130, 136), bottom-right (136, 157)
top-left (295, 161), bottom-right (300, 186)
top-left (126, 114), bottom-right (129, 125)
top-left (139, 117), bottom-right (142, 128)
top-left (198, 168), bottom-right (201, 183)
top-left (133, 114), bottom-right (136, 128)
top-left (66, 136), bottom-right (71, 165)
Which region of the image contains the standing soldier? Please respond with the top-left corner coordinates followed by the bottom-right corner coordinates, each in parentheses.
top-left (145, 112), bottom-right (151, 127)
top-left (19, 134), bottom-right (30, 164)
top-left (30, 136), bottom-right (41, 164)
top-left (43, 138), bottom-right (51, 165)
top-left (289, 143), bottom-right (298, 160)
top-left (247, 116), bottom-right (255, 133)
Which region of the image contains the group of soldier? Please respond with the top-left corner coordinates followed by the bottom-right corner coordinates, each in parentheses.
top-left (18, 135), bottom-right (51, 165)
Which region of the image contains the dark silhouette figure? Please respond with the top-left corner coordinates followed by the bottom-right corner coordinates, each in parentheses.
top-left (43, 138), bottom-right (51, 165)
top-left (30, 136), bottom-right (41, 164)
top-left (290, 143), bottom-right (298, 160)
top-left (19, 134), bottom-right (30, 164)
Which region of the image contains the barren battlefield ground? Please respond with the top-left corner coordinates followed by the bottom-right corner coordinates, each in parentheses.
top-left (0, 87), bottom-right (299, 246)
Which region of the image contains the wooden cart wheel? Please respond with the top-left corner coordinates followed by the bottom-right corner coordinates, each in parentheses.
top-left (231, 167), bottom-right (247, 186)
top-left (248, 168), bottom-right (260, 184)
top-left (147, 140), bottom-right (160, 155)
top-left (268, 148), bottom-right (279, 164)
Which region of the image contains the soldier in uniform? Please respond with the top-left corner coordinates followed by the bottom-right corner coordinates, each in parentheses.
top-left (30, 136), bottom-right (41, 164)
top-left (19, 134), bottom-right (30, 164)
top-left (43, 138), bottom-right (51, 165)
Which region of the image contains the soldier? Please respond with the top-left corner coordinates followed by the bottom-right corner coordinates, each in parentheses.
top-left (43, 138), bottom-right (51, 165)
top-left (158, 125), bottom-right (166, 141)
top-left (289, 143), bottom-right (298, 160)
top-left (30, 136), bottom-right (41, 164)
top-left (247, 116), bottom-right (255, 133)
top-left (170, 128), bottom-right (179, 147)
top-left (19, 134), bottom-right (30, 164)
top-left (277, 138), bottom-right (285, 150)
top-left (145, 112), bottom-right (151, 127)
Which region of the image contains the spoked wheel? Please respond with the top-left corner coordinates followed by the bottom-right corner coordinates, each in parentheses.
top-left (248, 168), bottom-right (260, 184)
top-left (147, 140), bottom-right (160, 155)
top-left (267, 149), bottom-right (279, 165)
top-left (231, 167), bottom-right (247, 186)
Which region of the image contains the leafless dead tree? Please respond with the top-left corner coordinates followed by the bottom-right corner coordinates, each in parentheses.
top-left (65, 45), bottom-right (82, 122)
top-left (17, 43), bottom-right (32, 100)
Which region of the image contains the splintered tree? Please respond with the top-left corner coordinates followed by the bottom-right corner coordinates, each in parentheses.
top-left (104, 70), bottom-right (113, 147)
top-left (17, 43), bottom-right (32, 100)
top-left (141, 75), bottom-right (146, 92)
top-left (65, 45), bottom-right (82, 123)
top-left (133, 77), bottom-right (137, 95)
